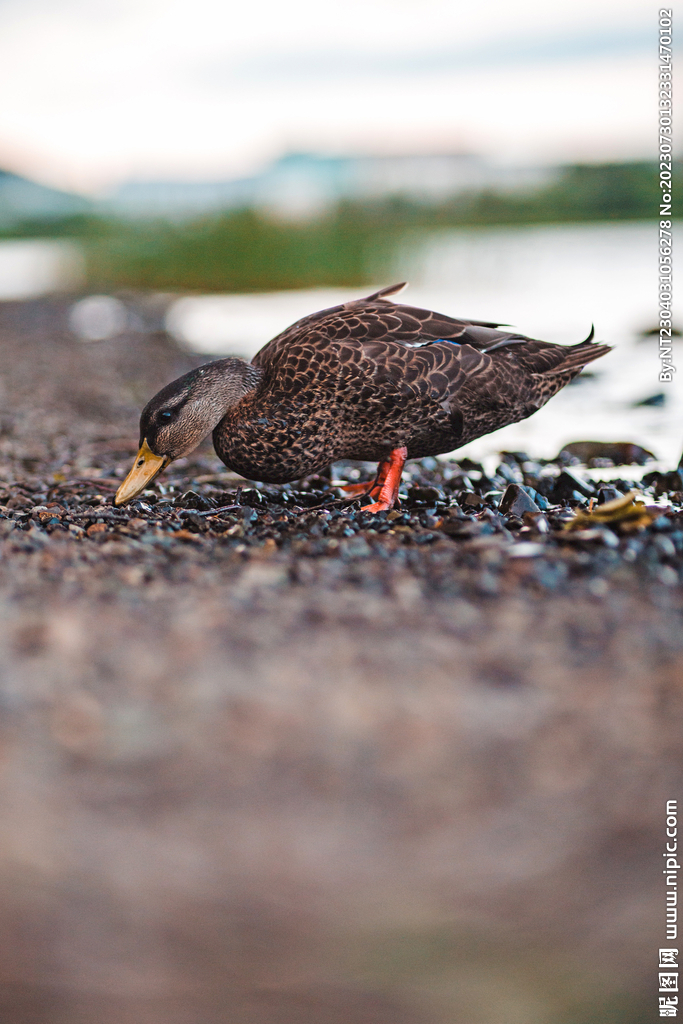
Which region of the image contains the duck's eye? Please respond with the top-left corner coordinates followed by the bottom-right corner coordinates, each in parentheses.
top-left (160, 411), bottom-right (172, 419)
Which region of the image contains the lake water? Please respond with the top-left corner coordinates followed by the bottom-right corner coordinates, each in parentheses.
top-left (165, 221), bottom-right (680, 468)
top-left (0, 239), bottom-right (83, 299)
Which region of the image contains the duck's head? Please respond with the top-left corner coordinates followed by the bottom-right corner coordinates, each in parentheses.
top-left (115, 358), bottom-right (261, 505)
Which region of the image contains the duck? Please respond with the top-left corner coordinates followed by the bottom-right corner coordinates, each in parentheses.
top-left (115, 283), bottom-right (611, 511)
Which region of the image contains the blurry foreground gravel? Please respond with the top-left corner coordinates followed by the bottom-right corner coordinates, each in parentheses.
top-left (0, 299), bottom-right (681, 1024)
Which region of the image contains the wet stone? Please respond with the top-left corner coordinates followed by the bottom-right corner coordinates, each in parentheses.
top-left (238, 507), bottom-right (259, 524)
top-left (458, 492), bottom-right (485, 510)
top-left (495, 461), bottom-right (524, 485)
top-left (406, 485), bottom-right (445, 505)
top-left (238, 488), bottom-right (268, 508)
top-left (557, 441), bottom-right (656, 466)
top-left (180, 512), bottom-right (210, 532)
top-left (551, 469), bottom-right (596, 501)
top-left (483, 490), bottom-right (504, 507)
top-left (499, 484), bottom-right (540, 517)
top-left (597, 485), bottom-right (624, 505)
top-left (175, 490), bottom-right (215, 511)
top-left (642, 470), bottom-right (683, 497)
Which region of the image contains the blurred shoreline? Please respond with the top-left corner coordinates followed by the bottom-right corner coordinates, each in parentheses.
top-left (0, 160), bottom-right (678, 295)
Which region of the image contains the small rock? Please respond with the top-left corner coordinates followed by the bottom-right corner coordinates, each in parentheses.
top-left (522, 512), bottom-right (549, 534)
top-left (557, 441), bottom-right (656, 466)
top-left (643, 470), bottom-right (683, 497)
top-left (496, 462), bottom-right (524, 484)
top-left (458, 491), bottom-right (485, 509)
top-left (499, 484), bottom-right (540, 517)
top-left (633, 392), bottom-right (666, 407)
top-left (597, 485), bottom-right (624, 504)
top-left (239, 488), bottom-right (267, 507)
top-left (551, 469), bottom-right (595, 501)
top-left (175, 490), bottom-right (214, 511)
top-left (406, 485), bottom-right (445, 505)
top-left (86, 523), bottom-right (108, 537)
top-left (483, 491), bottom-right (504, 507)
top-left (653, 535), bottom-right (676, 559)
top-left (657, 565), bottom-right (679, 586)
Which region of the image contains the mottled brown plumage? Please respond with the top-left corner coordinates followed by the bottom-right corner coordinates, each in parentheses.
top-left (115, 284), bottom-right (611, 506)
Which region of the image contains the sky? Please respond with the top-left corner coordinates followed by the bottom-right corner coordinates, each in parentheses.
top-left (0, 0), bottom-right (674, 195)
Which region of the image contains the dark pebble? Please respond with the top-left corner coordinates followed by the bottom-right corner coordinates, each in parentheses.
top-left (597, 485), bottom-right (624, 504)
top-left (633, 392), bottom-right (666, 407)
top-left (238, 487), bottom-right (267, 507)
top-left (407, 485), bottom-right (445, 504)
top-left (642, 470), bottom-right (683, 497)
top-left (175, 491), bottom-right (215, 511)
top-left (551, 469), bottom-right (596, 501)
top-left (557, 441), bottom-right (656, 466)
top-left (458, 491), bottom-right (485, 510)
top-left (499, 484), bottom-right (540, 517)
top-left (496, 462), bottom-right (524, 485)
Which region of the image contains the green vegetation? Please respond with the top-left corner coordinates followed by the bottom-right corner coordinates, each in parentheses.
top-left (1, 161), bottom-right (679, 292)
top-left (86, 207), bottom-right (383, 292)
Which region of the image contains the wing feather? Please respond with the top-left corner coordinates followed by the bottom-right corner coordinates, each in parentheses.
top-left (250, 285), bottom-right (611, 447)
top-left (252, 285), bottom-right (514, 368)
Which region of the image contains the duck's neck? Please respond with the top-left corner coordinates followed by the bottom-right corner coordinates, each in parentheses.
top-left (222, 359), bottom-right (263, 402)
top-left (195, 358), bottom-right (264, 423)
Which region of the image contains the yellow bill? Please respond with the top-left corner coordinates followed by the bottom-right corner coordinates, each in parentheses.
top-left (115, 440), bottom-right (170, 506)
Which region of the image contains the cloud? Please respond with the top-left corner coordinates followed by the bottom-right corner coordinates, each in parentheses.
top-left (201, 25), bottom-right (657, 87)
top-left (0, 0), bottom-right (672, 191)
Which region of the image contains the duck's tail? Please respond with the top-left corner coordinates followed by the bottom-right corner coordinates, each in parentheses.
top-left (552, 328), bottom-right (612, 373)
top-left (503, 328), bottom-right (611, 391)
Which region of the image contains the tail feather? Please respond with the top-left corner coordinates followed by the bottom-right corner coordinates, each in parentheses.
top-left (555, 339), bottom-right (612, 373)
top-left (364, 282), bottom-right (408, 302)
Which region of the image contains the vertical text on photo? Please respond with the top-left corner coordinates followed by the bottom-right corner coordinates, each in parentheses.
top-left (660, 800), bottom-right (679, 1016)
top-left (659, 10), bottom-right (675, 385)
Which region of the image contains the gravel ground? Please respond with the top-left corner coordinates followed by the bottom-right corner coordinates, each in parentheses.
top-left (0, 298), bottom-right (682, 1024)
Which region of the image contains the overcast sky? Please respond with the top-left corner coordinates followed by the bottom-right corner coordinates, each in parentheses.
top-left (0, 0), bottom-right (674, 194)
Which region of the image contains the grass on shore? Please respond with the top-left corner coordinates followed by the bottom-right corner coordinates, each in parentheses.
top-left (2, 161), bottom-right (679, 293)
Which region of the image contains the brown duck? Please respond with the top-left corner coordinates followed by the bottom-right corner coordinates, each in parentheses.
top-left (115, 284), bottom-right (610, 511)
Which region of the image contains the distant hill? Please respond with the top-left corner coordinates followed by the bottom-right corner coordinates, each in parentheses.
top-left (0, 170), bottom-right (92, 228)
top-left (1, 155), bottom-right (671, 233)
top-left (104, 152), bottom-right (558, 221)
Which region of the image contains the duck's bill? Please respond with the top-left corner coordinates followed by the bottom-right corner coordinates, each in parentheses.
top-left (115, 440), bottom-right (170, 505)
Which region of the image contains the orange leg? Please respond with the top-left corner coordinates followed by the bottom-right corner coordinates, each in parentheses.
top-left (337, 480), bottom-right (378, 497)
top-left (337, 458), bottom-right (391, 500)
top-left (360, 447), bottom-right (407, 513)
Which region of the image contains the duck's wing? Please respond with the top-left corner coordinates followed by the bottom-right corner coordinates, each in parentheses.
top-left (361, 321), bottom-right (609, 413)
top-left (251, 283), bottom-right (520, 368)
top-left (251, 284), bottom-right (611, 442)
